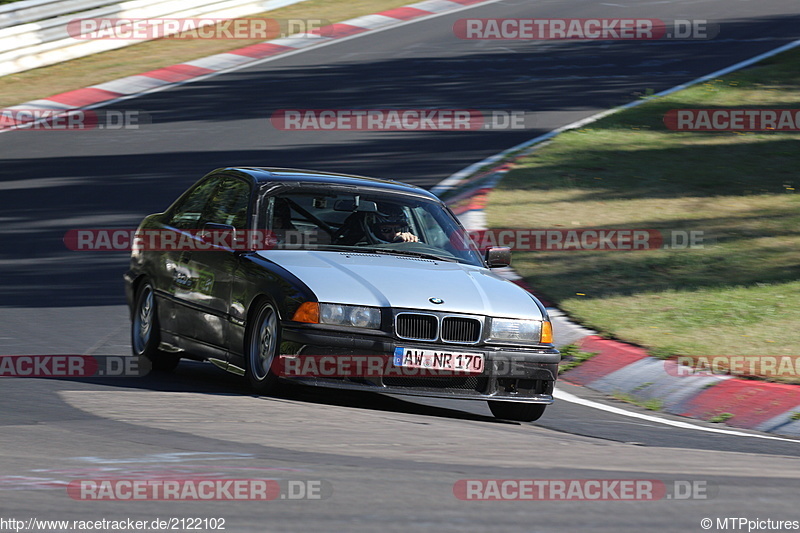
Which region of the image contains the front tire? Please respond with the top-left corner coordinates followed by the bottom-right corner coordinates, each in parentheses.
top-left (488, 401), bottom-right (546, 422)
top-left (246, 300), bottom-right (281, 394)
top-left (131, 280), bottom-right (180, 372)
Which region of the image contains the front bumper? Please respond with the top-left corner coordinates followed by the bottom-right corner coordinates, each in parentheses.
top-left (280, 323), bottom-right (559, 404)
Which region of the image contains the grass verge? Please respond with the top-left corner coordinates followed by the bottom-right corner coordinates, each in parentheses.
top-left (487, 47), bottom-right (800, 382)
top-left (612, 392), bottom-right (663, 412)
top-left (558, 344), bottom-right (598, 373)
top-left (1, 0), bottom-right (410, 108)
top-left (708, 412), bottom-right (734, 423)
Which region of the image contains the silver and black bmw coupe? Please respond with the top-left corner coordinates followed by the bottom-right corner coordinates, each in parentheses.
top-left (125, 167), bottom-right (559, 421)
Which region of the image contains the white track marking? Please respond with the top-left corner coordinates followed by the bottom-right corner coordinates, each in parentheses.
top-left (432, 37), bottom-right (800, 194)
top-left (434, 36), bottom-right (800, 441)
top-left (0, 0), bottom-right (509, 135)
top-left (555, 389), bottom-right (800, 443)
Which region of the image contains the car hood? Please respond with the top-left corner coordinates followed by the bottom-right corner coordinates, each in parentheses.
top-left (255, 250), bottom-right (544, 319)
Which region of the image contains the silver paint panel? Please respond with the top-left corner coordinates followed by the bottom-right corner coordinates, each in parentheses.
top-left (256, 250), bottom-right (544, 320)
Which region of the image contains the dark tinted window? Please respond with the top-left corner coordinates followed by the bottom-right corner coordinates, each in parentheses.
top-left (167, 177), bottom-right (222, 229)
top-left (204, 178), bottom-right (250, 229)
top-left (257, 188), bottom-right (483, 266)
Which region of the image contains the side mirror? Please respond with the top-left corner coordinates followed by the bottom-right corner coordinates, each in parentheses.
top-left (485, 247), bottom-right (511, 268)
top-left (199, 222), bottom-right (236, 246)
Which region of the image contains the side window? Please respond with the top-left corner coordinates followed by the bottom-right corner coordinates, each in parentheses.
top-left (204, 178), bottom-right (251, 229)
top-left (266, 196), bottom-right (296, 231)
top-left (167, 177), bottom-right (222, 229)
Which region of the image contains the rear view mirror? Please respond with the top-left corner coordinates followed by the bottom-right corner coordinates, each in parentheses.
top-left (485, 247), bottom-right (511, 268)
top-left (357, 201), bottom-right (378, 213)
top-left (333, 199), bottom-right (355, 211)
top-left (333, 199), bottom-right (378, 212)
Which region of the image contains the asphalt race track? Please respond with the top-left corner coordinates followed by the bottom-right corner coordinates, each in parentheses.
top-left (2, 0), bottom-right (800, 531)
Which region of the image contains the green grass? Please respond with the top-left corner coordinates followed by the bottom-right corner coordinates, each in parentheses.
top-left (612, 392), bottom-right (663, 411)
top-left (487, 47), bottom-right (800, 383)
top-left (708, 412), bottom-right (734, 423)
top-left (558, 344), bottom-right (598, 373)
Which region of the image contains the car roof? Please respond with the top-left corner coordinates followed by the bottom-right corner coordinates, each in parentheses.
top-left (215, 167), bottom-right (440, 201)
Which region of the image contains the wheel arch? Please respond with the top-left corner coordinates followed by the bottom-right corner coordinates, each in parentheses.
top-left (127, 273), bottom-right (151, 320)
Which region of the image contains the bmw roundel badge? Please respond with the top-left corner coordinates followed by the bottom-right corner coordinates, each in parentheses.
top-left (429, 297), bottom-right (444, 304)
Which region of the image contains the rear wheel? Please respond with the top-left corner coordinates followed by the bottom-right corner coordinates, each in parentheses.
top-left (131, 280), bottom-right (180, 372)
top-left (488, 401), bottom-right (546, 422)
top-left (246, 300), bottom-right (280, 394)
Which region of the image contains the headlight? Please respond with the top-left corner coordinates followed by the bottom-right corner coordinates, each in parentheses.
top-left (487, 318), bottom-right (546, 345)
top-left (319, 303), bottom-right (381, 329)
top-left (320, 303), bottom-right (345, 323)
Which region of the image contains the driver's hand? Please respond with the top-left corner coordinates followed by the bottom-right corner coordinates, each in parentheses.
top-left (393, 232), bottom-right (419, 243)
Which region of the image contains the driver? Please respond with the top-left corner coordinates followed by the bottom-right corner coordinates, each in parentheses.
top-left (368, 204), bottom-right (418, 243)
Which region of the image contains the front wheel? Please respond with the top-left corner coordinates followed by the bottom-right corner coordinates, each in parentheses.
top-left (246, 300), bottom-right (281, 395)
top-left (488, 401), bottom-right (546, 422)
top-left (131, 280), bottom-right (180, 372)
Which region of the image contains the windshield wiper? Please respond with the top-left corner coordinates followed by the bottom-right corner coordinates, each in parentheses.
top-left (362, 247), bottom-right (457, 262)
top-left (314, 244), bottom-right (458, 263)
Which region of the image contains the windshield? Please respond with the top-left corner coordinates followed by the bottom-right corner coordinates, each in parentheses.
top-left (258, 187), bottom-right (483, 266)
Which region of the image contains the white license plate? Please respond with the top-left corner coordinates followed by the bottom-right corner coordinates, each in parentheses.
top-left (393, 347), bottom-right (485, 374)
